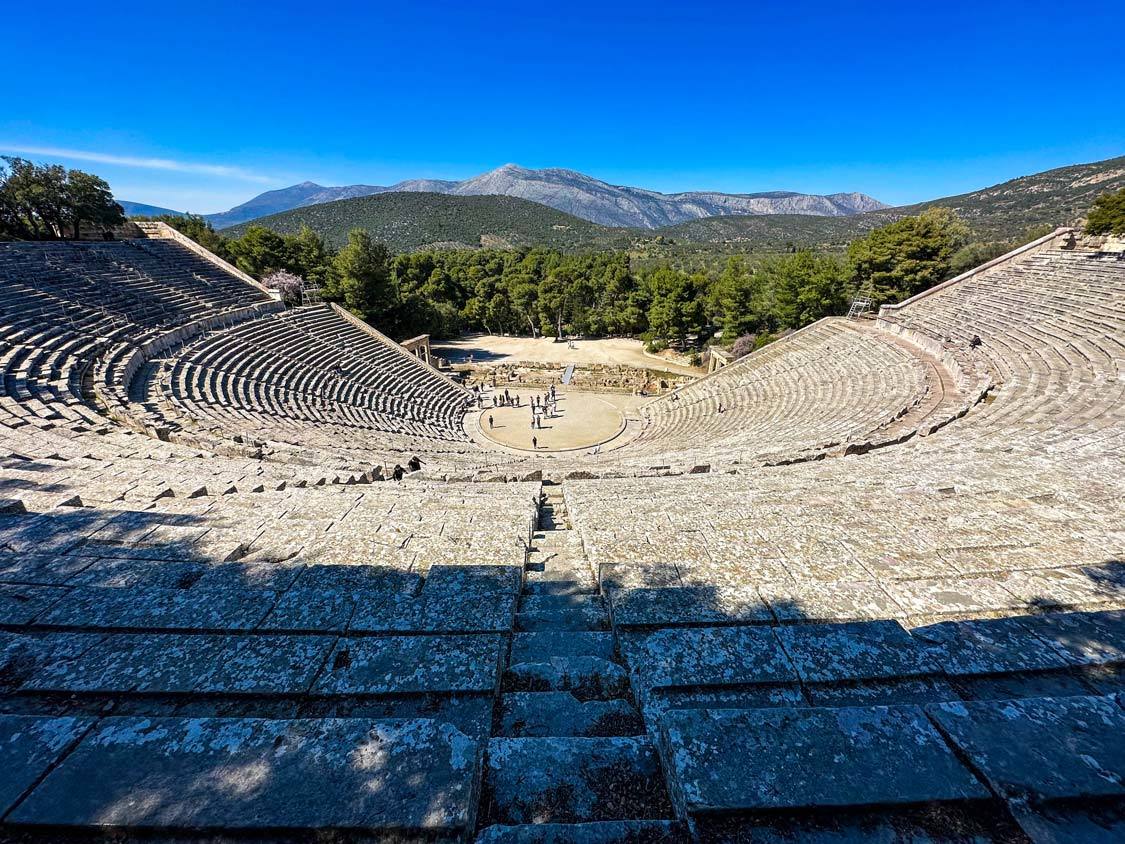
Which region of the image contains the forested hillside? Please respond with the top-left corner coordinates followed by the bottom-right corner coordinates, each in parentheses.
top-left (224, 192), bottom-right (630, 251)
top-left (658, 155), bottom-right (1125, 249)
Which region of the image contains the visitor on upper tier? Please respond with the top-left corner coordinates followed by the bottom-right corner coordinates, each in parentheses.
top-left (407, 456), bottom-right (422, 472)
top-left (392, 464), bottom-right (405, 482)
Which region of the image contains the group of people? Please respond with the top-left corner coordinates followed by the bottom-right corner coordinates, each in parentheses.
top-left (529, 387), bottom-right (558, 429)
top-left (482, 383), bottom-right (560, 451)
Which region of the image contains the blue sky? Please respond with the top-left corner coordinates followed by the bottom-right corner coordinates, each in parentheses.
top-left (3, 0), bottom-right (1122, 213)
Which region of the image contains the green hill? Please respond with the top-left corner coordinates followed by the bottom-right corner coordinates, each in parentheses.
top-left (224, 191), bottom-right (629, 252)
top-left (659, 155), bottom-right (1125, 249)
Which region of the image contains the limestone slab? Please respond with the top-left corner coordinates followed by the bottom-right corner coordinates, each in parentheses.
top-left (509, 631), bottom-right (615, 664)
top-left (500, 692), bottom-right (642, 737)
top-left (620, 626), bottom-right (797, 693)
top-left (195, 634), bottom-right (337, 695)
top-left (775, 620), bottom-right (940, 684)
top-left (485, 736), bottom-right (670, 824)
top-left (505, 656), bottom-right (630, 700)
top-left (11, 716), bottom-right (482, 834)
top-left (315, 634), bottom-right (503, 695)
top-left (659, 705), bottom-right (987, 815)
top-left (609, 586), bottom-right (771, 629)
top-left (928, 695), bottom-right (1125, 801)
top-left (910, 616), bottom-right (1074, 677)
top-left (884, 576), bottom-right (1024, 620)
top-left (761, 580), bottom-right (903, 623)
top-left (1021, 609), bottom-right (1125, 667)
top-left (475, 820), bottom-right (684, 844)
top-left (0, 583), bottom-right (69, 625)
top-left (0, 552), bottom-right (93, 585)
top-left (21, 633), bottom-right (228, 694)
top-left (0, 714), bottom-right (92, 814)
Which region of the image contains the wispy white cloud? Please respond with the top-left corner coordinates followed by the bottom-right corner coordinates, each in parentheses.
top-left (0, 144), bottom-right (276, 184)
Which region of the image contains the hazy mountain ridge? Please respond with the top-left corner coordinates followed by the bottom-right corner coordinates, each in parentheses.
top-left (429, 165), bottom-right (887, 228)
top-left (203, 182), bottom-right (390, 228)
top-left (138, 165), bottom-right (886, 230)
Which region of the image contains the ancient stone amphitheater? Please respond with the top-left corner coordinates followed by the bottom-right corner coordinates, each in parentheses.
top-left (0, 221), bottom-right (1122, 842)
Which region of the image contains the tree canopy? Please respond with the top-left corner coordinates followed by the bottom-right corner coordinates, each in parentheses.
top-left (847, 207), bottom-right (969, 305)
top-left (0, 157), bottom-right (124, 240)
top-left (1085, 188), bottom-right (1125, 236)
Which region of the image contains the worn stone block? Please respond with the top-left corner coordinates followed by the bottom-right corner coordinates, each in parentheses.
top-left (21, 633), bottom-right (228, 694)
top-left (659, 705), bottom-right (987, 816)
top-left (315, 634), bottom-right (503, 695)
top-left (762, 581), bottom-right (903, 623)
top-left (775, 620), bottom-right (938, 684)
top-left (509, 631), bottom-right (615, 664)
top-left (195, 634), bottom-right (337, 695)
top-left (1019, 609), bottom-right (1125, 667)
top-left (0, 552), bottom-right (93, 585)
top-left (504, 657), bottom-right (630, 700)
top-left (620, 627), bottom-right (796, 694)
top-left (500, 692), bottom-right (642, 737)
top-left (911, 616), bottom-right (1074, 677)
top-left (475, 820), bottom-right (684, 844)
top-left (0, 583), bottom-right (69, 625)
top-left (0, 715), bottom-right (92, 814)
top-left (11, 716), bottom-right (482, 835)
top-left (884, 576), bottom-right (1024, 621)
top-left (609, 586), bottom-right (771, 629)
top-left (927, 695), bottom-right (1125, 801)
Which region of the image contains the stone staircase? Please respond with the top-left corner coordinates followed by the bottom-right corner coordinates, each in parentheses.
top-left (476, 485), bottom-right (682, 841)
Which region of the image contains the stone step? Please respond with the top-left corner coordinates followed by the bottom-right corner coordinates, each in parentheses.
top-left (525, 559), bottom-right (591, 579)
top-left (505, 657), bottom-right (630, 700)
top-left (524, 578), bottom-right (598, 597)
top-left (475, 820), bottom-right (685, 843)
top-left (522, 593), bottom-right (604, 611)
top-left (482, 736), bottom-right (673, 825)
top-left (526, 546), bottom-right (587, 565)
top-left (527, 533), bottom-right (581, 554)
top-left (509, 631), bottom-right (616, 664)
top-left (517, 608), bottom-right (609, 632)
top-left (499, 692), bottom-right (644, 737)
top-left (518, 594), bottom-right (608, 631)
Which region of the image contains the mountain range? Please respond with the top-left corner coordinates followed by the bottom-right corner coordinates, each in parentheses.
top-left (220, 155), bottom-right (1125, 254)
top-left (123, 164), bottom-right (887, 230)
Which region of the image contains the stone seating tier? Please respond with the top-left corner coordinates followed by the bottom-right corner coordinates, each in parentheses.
top-left (0, 229), bottom-right (1121, 839)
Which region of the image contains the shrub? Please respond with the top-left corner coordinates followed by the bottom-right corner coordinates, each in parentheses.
top-left (1085, 188), bottom-right (1125, 236)
top-left (730, 333), bottom-right (757, 360)
top-left (262, 270), bottom-right (304, 305)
